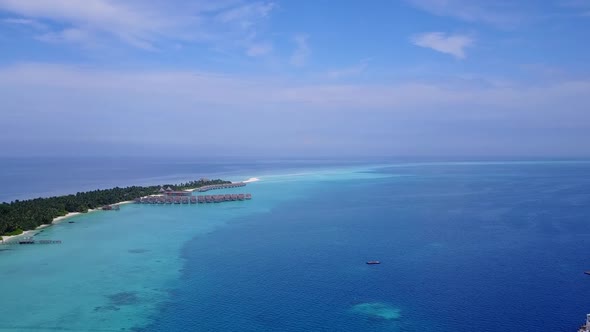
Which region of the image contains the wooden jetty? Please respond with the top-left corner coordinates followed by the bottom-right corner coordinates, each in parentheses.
top-left (1, 237), bottom-right (62, 246)
top-left (197, 182), bottom-right (247, 192)
top-left (134, 193), bottom-right (252, 204)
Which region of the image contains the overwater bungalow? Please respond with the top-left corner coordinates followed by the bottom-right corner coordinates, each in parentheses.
top-left (164, 190), bottom-right (191, 197)
top-left (134, 193), bottom-right (251, 205)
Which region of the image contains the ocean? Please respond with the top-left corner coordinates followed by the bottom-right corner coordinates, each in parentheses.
top-left (1, 158), bottom-right (590, 331)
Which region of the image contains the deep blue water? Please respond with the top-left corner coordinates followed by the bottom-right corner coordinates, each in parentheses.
top-left (142, 162), bottom-right (590, 331)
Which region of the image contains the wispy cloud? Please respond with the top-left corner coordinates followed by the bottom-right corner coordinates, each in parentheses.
top-left (36, 28), bottom-right (96, 47)
top-left (561, 0), bottom-right (590, 8)
top-left (2, 63), bottom-right (590, 156)
top-left (290, 35), bottom-right (310, 67)
top-left (246, 42), bottom-right (273, 57)
top-left (0, 0), bottom-right (276, 52)
top-left (1, 17), bottom-right (46, 29)
top-left (560, 0), bottom-right (590, 16)
top-left (406, 0), bottom-right (526, 27)
top-left (411, 32), bottom-right (474, 59)
top-left (325, 59), bottom-right (370, 79)
top-left (2, 62), bottom-right (589, 113)
top-left (216, 2), bottom-right (275, 28)
top-left (0, 0), bottom-right (167, 49)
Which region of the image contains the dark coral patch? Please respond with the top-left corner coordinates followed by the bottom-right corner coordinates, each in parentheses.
top-left (108, 292), bottom-right (140, 305)
top-left (128, 249), bottom-right (150, 254)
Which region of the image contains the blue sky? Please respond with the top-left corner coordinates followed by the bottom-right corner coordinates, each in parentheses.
top-left (1, 0), bottom-right (589, 157)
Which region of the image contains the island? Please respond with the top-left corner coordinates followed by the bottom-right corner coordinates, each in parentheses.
top-left (0, 179), bottom-right (231, 239)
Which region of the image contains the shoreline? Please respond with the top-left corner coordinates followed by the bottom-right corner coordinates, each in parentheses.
top-left (1, 177), bottom-right (259, 243)
top-left (1, 200), bottom-right (134, 243)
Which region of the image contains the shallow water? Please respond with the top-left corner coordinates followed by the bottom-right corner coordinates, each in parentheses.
top-left (2, 161), bottom-right (590, 331)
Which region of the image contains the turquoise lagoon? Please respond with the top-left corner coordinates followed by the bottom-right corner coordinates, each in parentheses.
top-left (0, 166), bottom-right (386, 331)
top-left (2, 161), bottom-right (590, 331)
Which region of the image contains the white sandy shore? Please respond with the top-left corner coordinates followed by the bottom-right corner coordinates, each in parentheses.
top-left (1, 228), bottom-right (41, 243)
top-left (0, 178), bottom-right (259, 242)
top-left (0, 200), bottom-right (134, 243)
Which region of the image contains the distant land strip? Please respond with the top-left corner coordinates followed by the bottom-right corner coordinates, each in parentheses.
top-left (0, 179), bottom-right (230, 238)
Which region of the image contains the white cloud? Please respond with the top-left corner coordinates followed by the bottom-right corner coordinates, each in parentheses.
top-left (0, 0), bottom-right (276, 51)
top-left (411, 32), bottom-right (474, 59)
top-left (290, 35), bottom-right (310, 67)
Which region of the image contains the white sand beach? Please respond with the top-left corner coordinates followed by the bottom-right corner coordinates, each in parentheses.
top-left (1, 200), bottom-right (134, 243)
top-left (1, 229), bottom-right (38, 242)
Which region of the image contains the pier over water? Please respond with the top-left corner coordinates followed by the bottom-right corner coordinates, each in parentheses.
top-left (134, 193), bottom-right (252, 204)
top-left (1, 237), bottom-right (62, 245)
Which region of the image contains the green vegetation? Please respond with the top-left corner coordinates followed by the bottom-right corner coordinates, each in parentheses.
top-left (4, 228), bottom-right (24, 236)
top-left (0, 179), bottom-right (230, 236)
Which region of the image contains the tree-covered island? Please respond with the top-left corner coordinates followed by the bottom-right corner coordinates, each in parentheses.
top-left (0, 179), bottom-right (230, 237)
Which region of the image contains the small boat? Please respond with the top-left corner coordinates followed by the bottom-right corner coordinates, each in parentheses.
top-left (366, 261), bottom-right (381, 265)
top-left (68, 221), bottom-right (75, 224)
